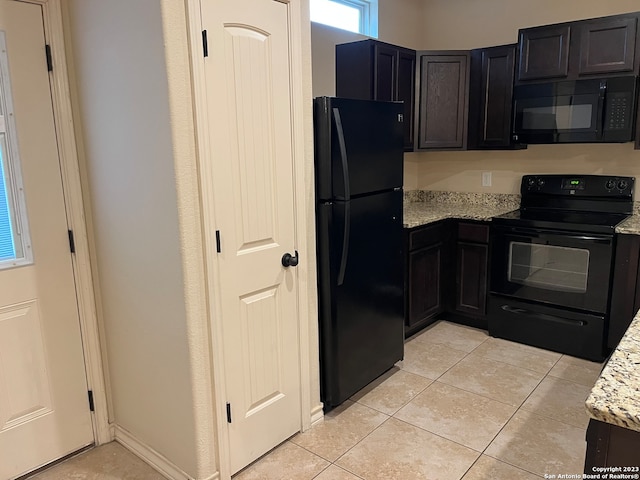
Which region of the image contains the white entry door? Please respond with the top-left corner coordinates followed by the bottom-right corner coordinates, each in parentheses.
top-left (202, 0), bottom-right (302, 474)
top-left (0, 2), bottom-right (93, 478)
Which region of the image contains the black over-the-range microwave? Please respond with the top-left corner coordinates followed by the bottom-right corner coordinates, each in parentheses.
top-left (512, 76), bottom-right (638, 144)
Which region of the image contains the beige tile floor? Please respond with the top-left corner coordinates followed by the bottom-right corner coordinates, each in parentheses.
top-left (236, 320), bottom-right (602, 480)
top-left (29, 320), bottom-right (603, 480)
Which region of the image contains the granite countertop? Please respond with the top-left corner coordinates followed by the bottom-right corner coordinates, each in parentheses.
top-left (616, 213), bottom-right (640, 235)
top-left (585, 311), bottom-right (640, 432)
top-left (403, 191), bottom-right (520, 229)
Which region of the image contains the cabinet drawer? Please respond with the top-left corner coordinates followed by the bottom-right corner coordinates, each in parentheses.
top-left (457, 222), bottom-right (489, 243)
top-left (408, 223), bottom-right (445, 251)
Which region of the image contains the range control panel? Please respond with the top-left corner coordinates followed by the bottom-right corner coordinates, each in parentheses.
top-left (522, 174), bottom-right (635, 198)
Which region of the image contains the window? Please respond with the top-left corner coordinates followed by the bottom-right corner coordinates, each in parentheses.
top-left (310, 0), bottom-right (378, 38)
top-left (0, 31), bottom-right (32, 268)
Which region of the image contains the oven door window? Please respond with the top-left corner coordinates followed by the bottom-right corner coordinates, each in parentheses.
top-left (489, 227), bottom-right (613, 314)
top-left (508, 242), bottom-right (589, 293)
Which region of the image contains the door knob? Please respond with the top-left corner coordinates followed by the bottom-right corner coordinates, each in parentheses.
top-left (282, 251), bottom-right (299, 267)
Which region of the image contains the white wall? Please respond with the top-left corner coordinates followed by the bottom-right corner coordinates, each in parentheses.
top-left (63, 0), bottom-right (201, 476)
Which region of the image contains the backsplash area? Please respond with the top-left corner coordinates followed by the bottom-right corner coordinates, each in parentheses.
top-left (404, 190), bottom-right (520, 210)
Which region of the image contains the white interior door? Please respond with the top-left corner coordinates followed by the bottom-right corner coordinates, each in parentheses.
top-left (0, 2), bottom-right (93, 478)
top-left (202, 0), bottom-right (302, 474)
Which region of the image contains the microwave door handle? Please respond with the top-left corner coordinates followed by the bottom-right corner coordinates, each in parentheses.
top-left (598, 81), bottom-right (607, 138)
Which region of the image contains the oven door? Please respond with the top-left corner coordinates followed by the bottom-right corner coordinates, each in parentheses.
top-left (490, 225), bottom-right (613, 313)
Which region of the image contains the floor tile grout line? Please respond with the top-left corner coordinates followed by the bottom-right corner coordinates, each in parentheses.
top-left (482, 451), bottom-right (547, 478)
top-left (460, 344), bottom-right (561, 376)
top-left (515, 404), bottom-right (591, 431)
top-left (478, 365), bottom-right (549, 457)
top-left (390, 415), bottom-right (486, 455)
top-left (329, 415), bottom-right (395, 471)
top-left (352, 379), bottom-right (434, 417)
top-left (415, 378), bottom-right (523, 410)
top-left (309, 461), bottom-right (366, 480)
top-left (423, 345), bottom-right (544, 409)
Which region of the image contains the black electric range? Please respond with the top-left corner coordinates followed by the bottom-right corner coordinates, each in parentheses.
top-left (488, 174), bottom-right (635, 361)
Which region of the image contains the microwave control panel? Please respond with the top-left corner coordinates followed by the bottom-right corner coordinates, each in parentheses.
top-left (605, 92), bottom-right (632, 130)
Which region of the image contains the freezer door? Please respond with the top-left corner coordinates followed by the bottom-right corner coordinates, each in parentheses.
top-left (314, 97), bottom-right (404, 201)
top-left (317, 189), bottom-right (404, 410)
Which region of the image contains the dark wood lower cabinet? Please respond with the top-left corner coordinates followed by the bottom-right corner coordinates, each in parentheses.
top-left (408, 244), bottom-right (443, 328)
top-left (585, 419), bottom-right (640, 470)
top-left (405, 221), bottom-right (451, 336)
top-left (405, 220), bottom-right (489, 335)
top-left (455, 242), bottom-right (488, 316)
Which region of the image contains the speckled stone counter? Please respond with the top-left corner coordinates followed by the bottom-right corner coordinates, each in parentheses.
top-left (613, 202), bottom-right (640, 234)
top-left (585, 312), bottom-right (640, 432)
top-left (403, 191), bottom-right (520, 229)
top-left (617, 214), bottom-right (640, 234)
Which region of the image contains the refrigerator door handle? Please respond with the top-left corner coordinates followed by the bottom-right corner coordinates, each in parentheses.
top-left (332, 108), bottom-right (351, 201)
top-left (332, 107), bottom-right (351, 286)
top-left (337, 202), bottom-right (350, 286)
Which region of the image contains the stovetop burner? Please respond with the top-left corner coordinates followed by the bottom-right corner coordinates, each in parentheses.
top-left (493, 174), bottom-right (635, 234)
top-left (493, 209), bottom-right (631, 234)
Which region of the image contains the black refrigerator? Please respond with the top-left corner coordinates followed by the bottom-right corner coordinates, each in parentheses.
top-left (314, 97), bottom-right (405, 412)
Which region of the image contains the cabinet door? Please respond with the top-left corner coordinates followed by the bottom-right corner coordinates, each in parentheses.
top-left (336, 40), bottom-right (374, 100)
top-left (417, 53), bottom-right (469, 149)
top-left (374, 43), bottom-right (397, 101)
top-left (397, 50), bottom-right (416, 150)
top-left (577, 16), bottom-right (637, 76)
top-left (471, 45), bottom-right (516, 148)
top-left (518, 25), bottom-right (570, 81)
top-left (455, 242), bottom-right (488, 316)
top-left (408, 243), bottom-right (443, 327)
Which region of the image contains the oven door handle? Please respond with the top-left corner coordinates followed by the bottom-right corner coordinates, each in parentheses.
top-left (495, 227), bottom-right (613, 244)
top-left (500, 305), bottom-right (587, 327)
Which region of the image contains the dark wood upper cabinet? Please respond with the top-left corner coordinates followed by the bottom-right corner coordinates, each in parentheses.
top-left (468, 44), bottom-right (520, 149)
top-left (577, 16), bottom-right (637, 76)
top-left (416, 52), bottom-right (470, 150)
top-left (517, 12), bottom-right (640, 83)
top-left (374, 43), bottom-right (397, 101)
top-left (397, 51), bottom-right (416, 149)
top-left (518, 25), bottom-right (571, 81)
top-left (336, 39), bottom-right (416, 151)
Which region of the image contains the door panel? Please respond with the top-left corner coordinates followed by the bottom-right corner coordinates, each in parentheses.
top-left (202, 0), bottom-right (301, 474)
top-left (0, 2), bottom-right (93, 478)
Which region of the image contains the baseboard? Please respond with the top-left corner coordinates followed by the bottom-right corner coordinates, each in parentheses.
top-left (310, 404), bottom-right (324, 427)
top-left (113, 424), bottom-right (219, 480)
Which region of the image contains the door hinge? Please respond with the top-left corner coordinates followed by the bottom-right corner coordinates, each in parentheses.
top-left (68, 230), bottom-right (76, 253)
top-left (215, 230), bottom-right (221, 253)
top-left (226, 402), bottom-right (232, 423)
top-left (45, 44), bottom-right (53, 72)
top-left (88, 390), bottom-right (95, 412)
top-left (202, 30), bottom-right (208, 58)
